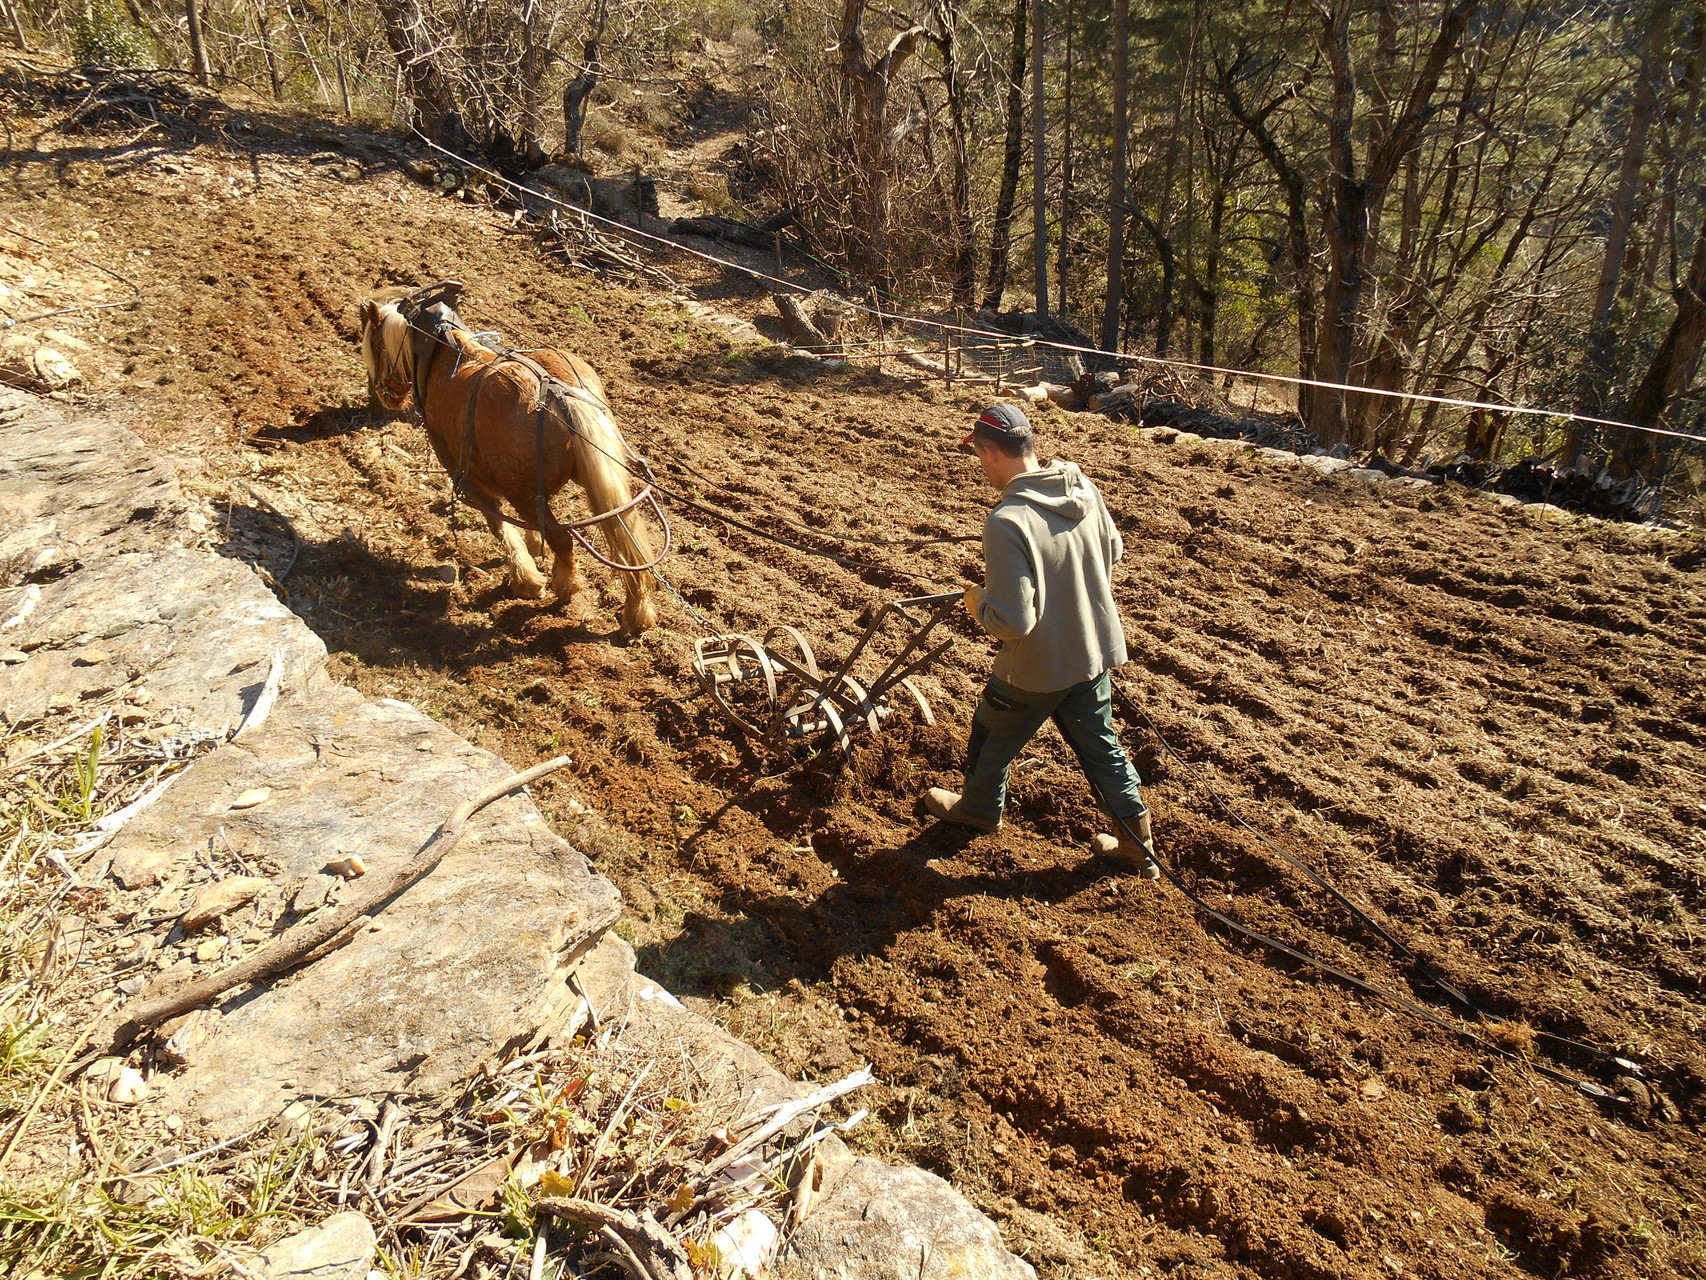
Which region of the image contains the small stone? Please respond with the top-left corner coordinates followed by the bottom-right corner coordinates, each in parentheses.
top-left (253, 1211), bottom-right (376, 1280)
top-left (126, 687), bottom-right (155, 705)
top-left (117, 976), bottom-right (147, 996)
top-left (31, 346), bottom-right (82, 390)
top-left (110, 846), bottom-right (175, 889)
top-left (0, 649), bottom-right (27, 665)
top-left (1359, 1079), bottom-right (1387, 1100)
top-left (230, 787), bottom-right (272, 810)
top-left (180, 875), bottom-right (270, 931)
top-left (109, 1066), bottom-right (149, 1105)
top-left (290, 876), bottom-right (336, 914)
top-left (158, 1009), bottom-right (219, 1067)
top-left (74, 648), bottom-right (112, 666)
top-left (84, 1057), bottom-right (125, 1081)
top-left (276, 1100), bottom-right (313, 1137)
top-left (195, 936), bottom-right (229, 962)
top-left (164, 1113), bottom-right (184, 1132)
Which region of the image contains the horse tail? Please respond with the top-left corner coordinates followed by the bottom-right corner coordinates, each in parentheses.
top-left (556, 388), bottom-right (658, 628)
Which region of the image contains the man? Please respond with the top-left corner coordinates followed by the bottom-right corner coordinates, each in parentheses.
top-left (921, 402), bottom-right (1158, 878)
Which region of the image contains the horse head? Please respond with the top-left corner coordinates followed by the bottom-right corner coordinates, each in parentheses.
top-left (359, 281), bottom-right (469, 412)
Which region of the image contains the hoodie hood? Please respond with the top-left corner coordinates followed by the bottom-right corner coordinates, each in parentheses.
top-left (1001, 461), bottom-right (1091, 520)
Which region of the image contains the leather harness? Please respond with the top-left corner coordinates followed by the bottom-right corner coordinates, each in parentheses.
top-left (398, 296), bottom-right (671, 573)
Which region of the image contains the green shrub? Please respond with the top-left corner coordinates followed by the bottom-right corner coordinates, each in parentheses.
top-left (69, 0), bottom-right (157, 69)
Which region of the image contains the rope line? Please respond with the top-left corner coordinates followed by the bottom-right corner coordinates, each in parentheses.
top-left (404, 130), bottom-right (1706, 447)
top-left (0, 222), bottom-right (144, 329)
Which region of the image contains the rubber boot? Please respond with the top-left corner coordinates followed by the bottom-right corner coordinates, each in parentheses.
top-left (921, 787), bottom-right (1001, 833)
top-left (1092, 811), bottom-right (1160, 879)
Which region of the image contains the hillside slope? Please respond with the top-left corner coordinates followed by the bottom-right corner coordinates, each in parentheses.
top-left (5, 76), bottom-right (1705, 1280)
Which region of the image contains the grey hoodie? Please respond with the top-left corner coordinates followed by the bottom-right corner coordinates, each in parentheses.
top-left (973, 461), bottom-right (1128, 693)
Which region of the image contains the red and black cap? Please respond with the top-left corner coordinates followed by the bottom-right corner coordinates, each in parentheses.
top-left (961, 402), bottom-right (1034, 447)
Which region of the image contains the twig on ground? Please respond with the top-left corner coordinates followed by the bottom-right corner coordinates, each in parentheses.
top-left (701, 1065), bottom-right (872, 1181)
top-left (536, 1198), bottom-right (691, 1280)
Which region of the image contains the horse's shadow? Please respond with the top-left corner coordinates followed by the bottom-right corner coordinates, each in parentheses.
top-left (251, 404), bottom-right (385, 449)
top-left (280, 526), bottom-right (633, 679)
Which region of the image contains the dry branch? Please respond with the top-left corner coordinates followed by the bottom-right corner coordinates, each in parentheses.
top-left (88, 755), bottom-right (572, 1058)
top-left (536, 1198), bottom-right (692, 1280)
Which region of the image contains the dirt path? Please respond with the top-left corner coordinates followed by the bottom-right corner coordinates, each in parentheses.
top-left (6, 96), bottom-right (1706, 1280)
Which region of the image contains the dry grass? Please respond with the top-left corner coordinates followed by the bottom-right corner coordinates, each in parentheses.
top-left (0, 707), bottom-right (866, 1278)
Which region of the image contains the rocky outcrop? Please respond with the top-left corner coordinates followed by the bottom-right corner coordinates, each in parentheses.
top-left (0, 385), bottom-right (1035, 1278)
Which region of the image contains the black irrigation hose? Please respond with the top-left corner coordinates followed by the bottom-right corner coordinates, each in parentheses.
top-left (1103, 689), bottom-right (1639, 1104)
top-left (1113, 805), bottom-right (1627, 1104)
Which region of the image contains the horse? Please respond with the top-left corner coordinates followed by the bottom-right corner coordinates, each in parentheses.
top-left (358, 281), bottom-right (661, 633)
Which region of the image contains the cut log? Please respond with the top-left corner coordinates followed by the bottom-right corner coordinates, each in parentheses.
top-left (673, 210), bottom-right (795, 250)
top-left (774, 294), bottom-right (833, 350)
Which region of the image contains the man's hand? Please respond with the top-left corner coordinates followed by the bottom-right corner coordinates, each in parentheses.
top-left (962, 584), bottom-right (984, 620)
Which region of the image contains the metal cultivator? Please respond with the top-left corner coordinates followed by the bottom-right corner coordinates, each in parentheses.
top-left (691, 591), bottom-right (962, 757)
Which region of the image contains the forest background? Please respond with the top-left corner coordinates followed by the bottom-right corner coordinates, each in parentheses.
top-left (8, 0), bottom-right (1705, 488)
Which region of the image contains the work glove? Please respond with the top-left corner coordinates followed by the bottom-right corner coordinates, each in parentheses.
top-left (962, 584), bottom-right (984, 620)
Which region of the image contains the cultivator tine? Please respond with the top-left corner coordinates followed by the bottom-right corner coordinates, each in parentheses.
top-left (689, 590), bottom-right (962, 757)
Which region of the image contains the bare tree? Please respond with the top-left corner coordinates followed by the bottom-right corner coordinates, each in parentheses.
top-left (1100, 0), bottom-right (1128, 352)
top-left (836, 0), bottom-right (928, 284)
top-left (982, 0), bottom-right (1027, 310)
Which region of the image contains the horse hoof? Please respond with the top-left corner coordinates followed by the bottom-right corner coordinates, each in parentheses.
top-left (624, 599), bottom-right (659, 633)
top-left (510, 577), bottom-right (548, 601)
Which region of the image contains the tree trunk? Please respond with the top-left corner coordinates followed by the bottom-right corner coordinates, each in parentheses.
top-left (185, 0), bottom-right (210, 85)
top-left (982, 0), bottom-right (1028, 311)
top-left (373, 0), bottom-right (468, 148)
top-left (838, 0), bottom-right (927, 286)
top-left (2, 0), bottom-right (27, 51)
top-left (1623, 221), bottom-right (1706, 474)
top-left (561, 2), bottom-right (605, 159)
top-left (1056, 0), bottom-right (1072, 318)
top-left (1030, 0), bottom-right (1048, 317)
top-left (1575, 1), bottom-right (1673, 430)
top-left (1128, 201), bottom-right (1176, 357)
top-left (1216, 51), bottom-right (1319, 427)
top-left (1312, 0), bottom-right (1479, 448)
top-left (1101, 0), bottom-right (1129, 352)
top-left (928, 1), bottom-right (978, 309)
top-left (254, 2), bottom-right (284, 102)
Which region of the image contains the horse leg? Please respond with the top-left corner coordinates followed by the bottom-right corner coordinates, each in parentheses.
top-left (540, 521), bottom-right (590, 603)
top-left (467, 484), bottom-right (548, 600)
top-left (525, 528), bottom-right (546, 561)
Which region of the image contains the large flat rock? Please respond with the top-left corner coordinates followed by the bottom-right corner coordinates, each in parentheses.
top-left (118, 687), bottom-right (621, 1131)
top-left (0, 390), bottom-right (619, 1135)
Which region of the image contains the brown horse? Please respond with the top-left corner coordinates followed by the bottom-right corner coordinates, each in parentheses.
top-left (359, 283), bottom-right (660, 633)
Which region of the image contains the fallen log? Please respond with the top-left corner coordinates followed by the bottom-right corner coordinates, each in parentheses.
top-left (670, 208), bottom-right (796, 250)
top-left (85, 755), bottom-right (573, 1060)
top-left (773, 293), bottom-right (832, 350)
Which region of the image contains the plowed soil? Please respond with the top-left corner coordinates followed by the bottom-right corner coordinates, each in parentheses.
top-left (7, 86), bottom-right (1706, 1280)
